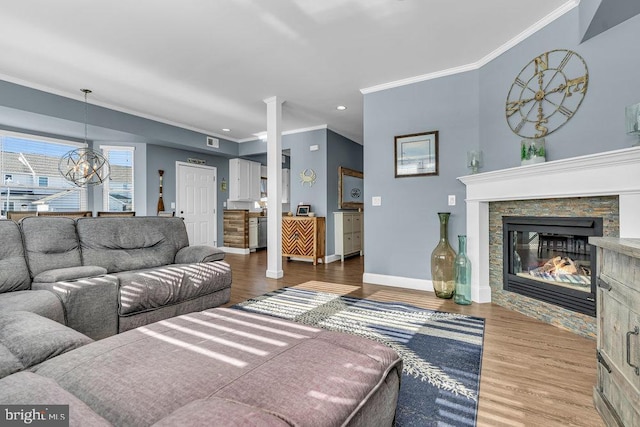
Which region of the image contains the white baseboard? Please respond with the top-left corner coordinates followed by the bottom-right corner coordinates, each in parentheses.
top-left (266, 269), bottom-right (284, 279)
top-left (221, 247), bottom-right (250, 255)
top-left (477, 285), bottom-right (492, 303)
top-left (287, 254), bottom-right (339, 264)
top-left (362, 273), bottom-right (434, 292)
top-left (363, 272), bottom-right (492, 303)
top-left (324, 254), bottom-right (340, 264)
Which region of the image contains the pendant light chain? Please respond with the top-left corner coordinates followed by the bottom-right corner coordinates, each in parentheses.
top-left (81, 88), bottom-right (92, 145)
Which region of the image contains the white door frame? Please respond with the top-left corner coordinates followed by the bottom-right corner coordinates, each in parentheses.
top-left (175, 161), bottom-right (218, 246)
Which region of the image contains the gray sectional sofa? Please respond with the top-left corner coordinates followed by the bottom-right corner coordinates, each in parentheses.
top-left (0, 216), bottom-right (232, 340)
top-left (0, 216), bottom-right (403, 425)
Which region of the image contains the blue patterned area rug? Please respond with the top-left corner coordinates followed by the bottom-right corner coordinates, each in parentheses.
top-left (232, 287), bottom-right (485, 426)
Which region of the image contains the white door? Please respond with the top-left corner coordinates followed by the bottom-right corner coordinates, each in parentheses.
top-left (176, 162), bottom-right (217, 246)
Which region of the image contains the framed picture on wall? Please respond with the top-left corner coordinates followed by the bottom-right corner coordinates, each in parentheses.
top-left (296, 204), bottom-right (311, 216)
top-left (394, 130), bottom-right (439, 177)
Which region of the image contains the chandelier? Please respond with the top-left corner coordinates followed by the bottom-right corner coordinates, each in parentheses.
top-left (59, 89), bottom-right (110, 187)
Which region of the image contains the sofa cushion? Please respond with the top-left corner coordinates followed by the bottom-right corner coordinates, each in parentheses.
top-left (0, 311), bottom-right (92, 379)
top-left (20, 217), bottom-right (82, 278)
top-left (0, 220), bottom-right (31, 292)
top-left (33, 265), bottom-right (108, 283)
top-left (0, 372), bottom-right (111, 426)
top-left (0, 290), bottom-right (65, 325)
top-left (116, 262), bottom-right (232, 316)
top-left (76, 217), bottom-right (190, 273)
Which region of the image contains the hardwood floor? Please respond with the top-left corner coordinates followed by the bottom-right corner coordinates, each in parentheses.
top-left (223, 251), bottom-right (604, 427)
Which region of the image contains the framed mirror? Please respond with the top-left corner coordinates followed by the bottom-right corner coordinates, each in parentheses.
top-left (338, 166), bottom-right (364, 210)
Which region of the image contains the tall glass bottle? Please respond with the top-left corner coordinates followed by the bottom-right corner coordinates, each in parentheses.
top-left (454, 235), bottom-right (472, 305)
top-left (430, 212), bottom-right (456, 299)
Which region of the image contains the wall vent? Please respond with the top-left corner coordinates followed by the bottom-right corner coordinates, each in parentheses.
top-left (206, 136), bottom-right (219, 148)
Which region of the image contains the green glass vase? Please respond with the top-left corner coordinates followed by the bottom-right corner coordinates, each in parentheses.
top-left (430, 212), bottom-right (456, 299)
top-left (454, 235), bottom-right (472, 305)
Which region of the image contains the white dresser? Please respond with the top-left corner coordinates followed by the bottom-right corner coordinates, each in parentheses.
top-left (334, 212), bottom-right (363, 262)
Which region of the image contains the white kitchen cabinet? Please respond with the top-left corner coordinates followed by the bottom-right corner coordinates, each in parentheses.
top-left (229, 158), bottom-right (261, 201)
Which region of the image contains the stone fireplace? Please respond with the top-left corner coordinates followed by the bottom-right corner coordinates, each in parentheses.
top-left (459, 147), bottom-right (640, 337)
top-left (501, 213), bottom-right (605, 316)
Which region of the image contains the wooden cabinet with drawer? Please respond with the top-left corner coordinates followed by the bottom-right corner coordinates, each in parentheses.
top-left (282, 216), bottom-right (325, 265)
top-left (590, 237), bottom-right (640, 427)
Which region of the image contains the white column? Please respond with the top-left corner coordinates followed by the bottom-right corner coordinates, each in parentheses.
top-left (466, 200), bottom-right (492, 303)
top-left (264, 96), bottom-right (284, 279)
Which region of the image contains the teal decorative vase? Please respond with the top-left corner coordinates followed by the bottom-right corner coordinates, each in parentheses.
top-left (454, 235), bottom-right (472, 305)
top-left (430, 212), bottom-right (456, 299)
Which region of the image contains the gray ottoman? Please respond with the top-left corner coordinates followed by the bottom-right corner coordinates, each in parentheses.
top-left (25, 307), bottom-right (402, 426)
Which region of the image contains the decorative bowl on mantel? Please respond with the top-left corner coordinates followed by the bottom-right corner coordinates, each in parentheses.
top-left (521, 138), bottom-right (546, 166)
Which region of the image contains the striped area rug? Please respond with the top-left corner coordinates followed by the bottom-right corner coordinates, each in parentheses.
top-left (233, 287), bottom-right (485, 427)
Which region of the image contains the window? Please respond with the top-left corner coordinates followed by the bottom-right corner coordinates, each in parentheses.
top-left (0, 132), bottom-right (87, 216)
top-left (101, 146), bottom-right (134, 212)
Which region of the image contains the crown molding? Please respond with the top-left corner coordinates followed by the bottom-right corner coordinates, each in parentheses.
top-left (360, 0), bottom-right (580, 95)
top-left (360, 63), bottom-right (478, 95)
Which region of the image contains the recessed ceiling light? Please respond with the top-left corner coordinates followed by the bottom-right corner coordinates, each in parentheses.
top-left (222, 128), bottom-right (231, 132)
top-left (337, 105), bottom-right (347, 111)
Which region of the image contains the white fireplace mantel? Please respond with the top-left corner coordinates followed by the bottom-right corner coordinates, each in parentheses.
top-left (458, 146), bottom-right (640, 303)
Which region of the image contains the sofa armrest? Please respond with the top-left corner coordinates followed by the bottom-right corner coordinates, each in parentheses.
top-left (175, 246), bottom-right (225, 264)
top-left (32, 275), bottom-right (119, 340)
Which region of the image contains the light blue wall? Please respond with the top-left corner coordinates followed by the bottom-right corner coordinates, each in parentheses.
top-left (363, 7), bottom-right (640, 282)
top-left (479, 9), bottom-right (640, 171)
top-left (285, 129), bottom-right (328, 218)
top-left (364, 71), bottom-right (478, 279)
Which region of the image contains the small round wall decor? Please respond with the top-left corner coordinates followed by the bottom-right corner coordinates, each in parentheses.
top-left (299, 169), bottom-right (316, 187)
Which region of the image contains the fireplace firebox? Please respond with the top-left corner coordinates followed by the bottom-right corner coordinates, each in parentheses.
top-left (502, 216), bottom-right (603, 316)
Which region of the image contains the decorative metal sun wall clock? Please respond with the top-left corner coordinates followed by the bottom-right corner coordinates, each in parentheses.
top-left (506, 49), bottom-right (588, 138)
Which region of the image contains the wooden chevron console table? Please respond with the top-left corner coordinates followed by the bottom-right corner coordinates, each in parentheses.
top-left (282, 216), bottom-right (325, 265)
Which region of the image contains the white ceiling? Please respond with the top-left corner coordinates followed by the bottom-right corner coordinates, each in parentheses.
top-left (0, 0), bottom-right (576, 144)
